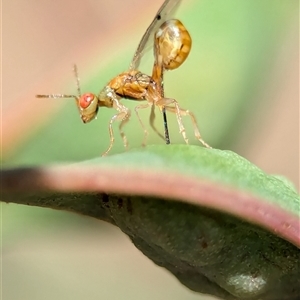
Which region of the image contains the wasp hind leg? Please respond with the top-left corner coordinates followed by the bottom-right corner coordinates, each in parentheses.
top-left (157, 98), bottom-right (211, 148)
top-left (134, 103), bottom-right (152, 147)
top-left (149, 105), bottom-right (165, 141)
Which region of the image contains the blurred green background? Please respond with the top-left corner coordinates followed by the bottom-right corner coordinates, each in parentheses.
top-left (2, 0), bottom-right (299, 299)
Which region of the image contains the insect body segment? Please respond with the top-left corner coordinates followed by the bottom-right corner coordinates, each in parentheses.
top-left (109, 71), bottom-right (152, 100)
top-left (155, 19), bottom-right (192, 70)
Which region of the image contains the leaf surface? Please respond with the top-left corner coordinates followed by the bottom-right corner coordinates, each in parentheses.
top-left (2, 145), bottom-right (300, 300)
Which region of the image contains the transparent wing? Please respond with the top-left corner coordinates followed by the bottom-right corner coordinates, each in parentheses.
top-left (129, 0), bottom-right (182, 70)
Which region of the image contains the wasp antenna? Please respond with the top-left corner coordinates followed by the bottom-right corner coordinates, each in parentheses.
top-left (36, 94), bottom-right (77, 99)
top-left (73, 64), bottom-right (81, 97)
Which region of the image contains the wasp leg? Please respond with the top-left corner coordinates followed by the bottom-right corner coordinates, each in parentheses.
top-left (134, 103), bottom-right (151, 147)
top-left (157, 98), bottom-right (211, 148)
top-left (156, 98), bottom-right (188, 144)
top-left (149, 105), bottom-right (165, 141)
top-left (118, 111), bottom-right (131, 150)
top-left (102, 107), bottom-right (131, 156)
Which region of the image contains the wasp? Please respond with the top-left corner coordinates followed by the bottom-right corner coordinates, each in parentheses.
top-left (37, 0), bottom-right (211, 155)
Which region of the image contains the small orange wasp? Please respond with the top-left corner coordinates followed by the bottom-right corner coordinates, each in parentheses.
top-left (37, 0), bottom-right (211, 155)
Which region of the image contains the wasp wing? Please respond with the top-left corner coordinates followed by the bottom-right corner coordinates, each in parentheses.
top-left (129, 0), bottom-right (182, 70)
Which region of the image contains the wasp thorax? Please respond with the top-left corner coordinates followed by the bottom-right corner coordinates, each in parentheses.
top-left (98, 86), bottom-right (115, 108)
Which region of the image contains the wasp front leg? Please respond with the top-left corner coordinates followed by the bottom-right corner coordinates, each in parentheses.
top-left (102, 100), bottom-right (131, 156)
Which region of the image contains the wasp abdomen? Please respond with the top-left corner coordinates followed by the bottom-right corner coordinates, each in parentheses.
top-left (155, 19), bottom-right (192, 70)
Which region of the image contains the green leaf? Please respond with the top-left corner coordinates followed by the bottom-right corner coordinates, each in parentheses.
top-left (2, 145), bottom-right (299, 300)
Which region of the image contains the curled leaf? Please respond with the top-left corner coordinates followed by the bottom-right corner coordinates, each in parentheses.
top-left (2, 145), bottom-right (300, 299)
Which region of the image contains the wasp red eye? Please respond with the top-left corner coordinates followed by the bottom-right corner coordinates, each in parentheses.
top-left (79, 93), bottom-right (95, 109)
